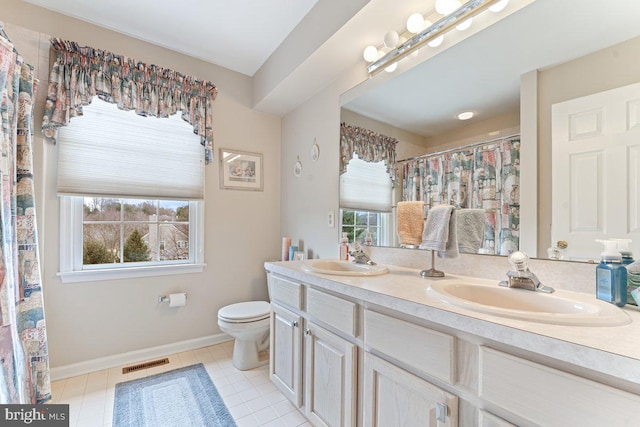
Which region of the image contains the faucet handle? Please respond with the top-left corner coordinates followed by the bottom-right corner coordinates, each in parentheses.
top-left (508, 251), bottom-right (530, 272)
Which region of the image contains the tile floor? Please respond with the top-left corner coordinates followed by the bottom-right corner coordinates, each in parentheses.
top-left (50, 340), bottom-right (311, 427)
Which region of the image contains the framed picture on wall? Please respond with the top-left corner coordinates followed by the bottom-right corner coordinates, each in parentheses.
top-left (219, 148), bottom-right (263, 191)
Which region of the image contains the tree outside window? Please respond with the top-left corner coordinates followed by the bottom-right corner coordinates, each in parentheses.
top-left (82, 198), bottom-right (190, 267)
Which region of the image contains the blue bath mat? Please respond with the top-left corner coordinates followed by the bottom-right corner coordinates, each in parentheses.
top-left (113, 363), bottom-right (237, 427)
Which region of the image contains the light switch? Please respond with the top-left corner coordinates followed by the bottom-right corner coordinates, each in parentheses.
top-left (327, 210), bottom-right (335, 228)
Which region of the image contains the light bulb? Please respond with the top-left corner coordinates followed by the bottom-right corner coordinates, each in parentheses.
top-left (428, 35), bottom-right (444, 48)
top-left (456, 18), bottom-right (472, 31)
top-left (363, 45), bottom-right (378, 63)
top-left (406, 13), bottom-right (425, 34)
top-left (489, 0), bottom-right (509, 12)
top-left (384, 31), bottom-right (399, 48)
top-left (457, 111), bottom-right (474, 120)
top-left (385, 62), bottom-right (397, 73)
top-left (435, 0), bottom-right (461, 15)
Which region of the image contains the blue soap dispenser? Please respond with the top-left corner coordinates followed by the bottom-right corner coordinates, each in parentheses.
top-left (614, 238), bottom-right (634, 265)
top-left (595, 239), bottom-right (627, 307)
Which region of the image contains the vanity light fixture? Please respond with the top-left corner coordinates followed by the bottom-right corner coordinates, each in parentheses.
top-left (365, 0), bottom-right (508, 76)
top-left (435, 0), bottom-right (462, 16)
top-left (457, 111), bottom-right (474, 120)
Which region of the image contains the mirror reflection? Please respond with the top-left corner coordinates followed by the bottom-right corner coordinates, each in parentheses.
top-left (339, 0), bottom-right (640, 261)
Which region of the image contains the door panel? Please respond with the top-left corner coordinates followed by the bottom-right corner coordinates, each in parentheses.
top-left (552, 82), bottom-right (640, 260)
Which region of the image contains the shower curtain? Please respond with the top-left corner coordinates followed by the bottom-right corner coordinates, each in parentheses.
top-left (401, 137), bottom-right (520, 255)
top-left (0, 27), bottom-right (50, 404)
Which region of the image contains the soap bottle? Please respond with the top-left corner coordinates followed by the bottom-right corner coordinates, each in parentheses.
top-left (595, 239), bottom-right (627, 306)
top-left (613, 238), bottom-right (634, 265)
top-left (364, 230), bottom-right (373, 246)
top-left (339, 232), bottom-right (349, 261)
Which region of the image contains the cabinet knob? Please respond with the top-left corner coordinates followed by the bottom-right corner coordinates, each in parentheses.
top-left (291, 320), bottom-right (298, 328)
top-left (305, 328), bottom-right (312, 336)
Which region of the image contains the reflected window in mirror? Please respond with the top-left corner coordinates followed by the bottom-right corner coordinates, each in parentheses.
top-left (340, 209), bottom-right (391, 246)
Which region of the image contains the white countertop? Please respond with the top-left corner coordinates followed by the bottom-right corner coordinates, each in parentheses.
top-left (265, 260), bottom-right (640, 387)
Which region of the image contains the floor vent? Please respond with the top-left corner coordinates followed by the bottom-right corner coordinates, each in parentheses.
top-left (122, 357), bottom-right (169, 374)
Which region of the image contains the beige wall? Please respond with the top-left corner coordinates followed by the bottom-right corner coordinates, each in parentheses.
top-left (281, 83), bottom-right (341, 259)
top-left (537, 35), bottom-right (640, 255)
top-left (3, 1), bottom-right (281, 368)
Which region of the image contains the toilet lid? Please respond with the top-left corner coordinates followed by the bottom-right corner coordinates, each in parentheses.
top-left (218, 301), bottom-right (270, 322)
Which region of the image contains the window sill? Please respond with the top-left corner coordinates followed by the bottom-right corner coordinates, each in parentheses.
top-left (58, 263), bottom-right (206, 283)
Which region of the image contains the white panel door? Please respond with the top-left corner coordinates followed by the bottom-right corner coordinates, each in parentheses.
top-left (552, 82), bottom-right (640, 260)
top-left (270, 303), bottom-right (303, 406)
top-left (363, 353), bottom-right (458, 427)
top-left (304, 322), bottom-right (357, 427)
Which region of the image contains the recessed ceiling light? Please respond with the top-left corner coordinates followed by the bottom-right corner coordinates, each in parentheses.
top-left (457, 111), bottom-right (474, 120)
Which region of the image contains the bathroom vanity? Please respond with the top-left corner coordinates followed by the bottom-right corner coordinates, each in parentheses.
top-left (264, 260), bottom-right (640, 427)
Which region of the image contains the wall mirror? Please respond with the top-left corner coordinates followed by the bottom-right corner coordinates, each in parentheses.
top-left (339, 0), bottom-right (640, 262)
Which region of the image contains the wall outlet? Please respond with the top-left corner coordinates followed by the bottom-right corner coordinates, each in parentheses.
top-left (327, 210), bottom-right (335, 228)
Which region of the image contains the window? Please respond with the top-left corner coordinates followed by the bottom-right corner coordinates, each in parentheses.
top-left (339, 154), bottom-right (394, 246)
top-left (340, 155), bottom-right (393, 212)
top-left (57, 98), bottom-right (205, 282)
top-left (340, 209), bottom-right (391, 246)
top-left (60, 197), bottom-right (203, 282)
top-left (82, 198), bottom-right (191, 265)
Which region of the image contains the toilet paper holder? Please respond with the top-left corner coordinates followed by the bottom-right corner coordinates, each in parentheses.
top-left (158, 293), bottom-right (188, 303)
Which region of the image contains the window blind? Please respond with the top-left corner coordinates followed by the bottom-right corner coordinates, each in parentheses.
top-left (340, 155), bottom-right (392, 212)
top-left (57, 98), bottom-right (204, 200)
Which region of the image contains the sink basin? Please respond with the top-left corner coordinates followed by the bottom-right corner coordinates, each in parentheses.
top-left (302, 260), bottom-right (389, 276)
top-left (428, 282), bottom-right (630, 326)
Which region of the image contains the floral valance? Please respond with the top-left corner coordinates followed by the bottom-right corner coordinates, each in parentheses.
top-left (42, 38), bottom-right (218, 163)
top-left (340, 122), bottom-right (398, 184)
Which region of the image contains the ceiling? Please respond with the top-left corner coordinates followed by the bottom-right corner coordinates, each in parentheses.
top-left (22, 0), bottom-right (318, 76)
top-left (21, 0), bottom-right (640, 124)
top-left (343, 0), bottom-right (640, 137)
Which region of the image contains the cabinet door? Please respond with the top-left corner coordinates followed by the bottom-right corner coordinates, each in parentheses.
top-left (304, 322), bottom-right (357, 427)
top-left (270, 303), bottom-right (303, 407)
top-left (363, 353), bottom-right (458, 427)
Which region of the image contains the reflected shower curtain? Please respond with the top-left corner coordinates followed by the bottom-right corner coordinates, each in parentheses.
top-left (0, 29), bottom-right (50, 404)
top-left (400, 137), bottom-right (520, 255)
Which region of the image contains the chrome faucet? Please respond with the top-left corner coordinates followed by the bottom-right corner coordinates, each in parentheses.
top-left (349, 247), bottom-right (376, 265)
top-left (499, 252), bottom-right (554, 293)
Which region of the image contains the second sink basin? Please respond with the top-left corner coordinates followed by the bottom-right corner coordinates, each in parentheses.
top-left (302, 259), bottom-right (389, 276)
top-left (428, 282), bottom-right (630, 326)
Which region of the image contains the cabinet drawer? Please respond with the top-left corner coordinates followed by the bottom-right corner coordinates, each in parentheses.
top-left (364, 310), bottom-right (455, 384)
top-left (478, 410), bottom-right (516, 427)
top-left (306, 287), bottom-right (357, 337)
top-left (479, 347), bottom-right (640, 426)
top-left (270, 275), bottom-right (303, 310)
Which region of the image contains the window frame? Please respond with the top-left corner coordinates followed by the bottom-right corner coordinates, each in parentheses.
top-left (340, 209), bottom-right (392, 247)
top-left (59, 196), bottom-right (205, 283)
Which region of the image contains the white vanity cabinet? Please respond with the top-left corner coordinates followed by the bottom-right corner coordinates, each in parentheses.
top-left (304, 321), bottom-right (357, 427)
top-left (265, 265), bottom-right (640, 427)
top-left (270, 302), bottom-right (303, 406)
top-left (268, 273), bottom-right (357, 426)
top-left (363, 353), bottom-right (458, 427)
top-left (363, 309), bottom-right (459, 427)
top-left (479, 347), bottom-right (640, 427)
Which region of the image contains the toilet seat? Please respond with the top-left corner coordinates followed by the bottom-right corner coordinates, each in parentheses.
top-left (218, 301), bottom-right (270, 323)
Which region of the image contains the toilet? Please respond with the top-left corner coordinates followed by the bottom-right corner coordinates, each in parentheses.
top-left (218, 300), bottom-right (271, 371)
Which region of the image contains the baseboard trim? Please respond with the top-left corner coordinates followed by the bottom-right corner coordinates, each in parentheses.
top-left (50, 333), bottom-right (232, 381)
